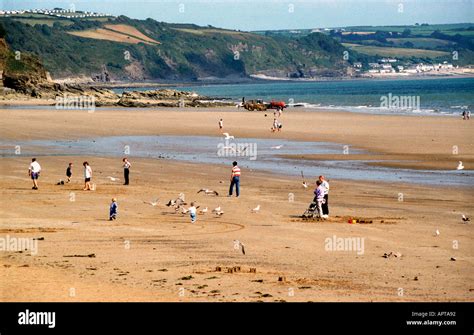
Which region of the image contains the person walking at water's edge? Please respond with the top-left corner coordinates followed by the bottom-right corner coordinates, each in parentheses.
top-left (123, 158), bottom-right (131, 185)
top-left (228, 161), bottom-right (241, 197)
top-left (28, 158), bottom-right (41, 190)
top-left (83, 161), bottom-right (93, 191)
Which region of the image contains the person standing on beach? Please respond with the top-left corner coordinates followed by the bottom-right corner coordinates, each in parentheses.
top-left (28, 158), bottom-right (41, 190)
top-left (319, 175), bottom-right (330, 218)
top-left (314, 180), bottom-right (325, 219)
top-left (123, 158), bottom-right (131, 185)
top-left (228, 161), bottom-right (241, 197)
top-left (83, 161), bottom-right (93, 191)
top-left (109, 198), bottom-right (118, 221)
top-left (219, 119), bottom-right (224, 131)
top-left (272, 118), bottom-right (278, 132)
top-left (66, 162), bottom-right (73, 183)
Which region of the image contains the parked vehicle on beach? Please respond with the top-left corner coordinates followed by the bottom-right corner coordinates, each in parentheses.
top-left (242, 99), bottom-right (287, 111)
top-left (243, 99), bottom-right (267, 111)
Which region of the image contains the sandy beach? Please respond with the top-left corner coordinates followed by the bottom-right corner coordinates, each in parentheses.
top-left (1, 106), bottom-right (473, 302)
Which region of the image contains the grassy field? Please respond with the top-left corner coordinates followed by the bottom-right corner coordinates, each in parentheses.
top-left (342, 43), bottom-right (451, 57)
top-left (104, 24), bottom-right (160, 44)
top-left (344, 23), bottom-right (473, 36)
top-left (68, 24), bottom-right (160, 45)
top-left (386, 37), bottom-right (455, 48)
top-left (12, 18), bottom-right (74, 26)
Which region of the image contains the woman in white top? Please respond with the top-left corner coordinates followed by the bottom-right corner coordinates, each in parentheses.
top-left (83, 161), bottom-right (93, 191)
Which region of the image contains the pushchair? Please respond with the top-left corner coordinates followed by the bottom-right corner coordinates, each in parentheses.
top-left (302, 201), bottom-right (320, 220)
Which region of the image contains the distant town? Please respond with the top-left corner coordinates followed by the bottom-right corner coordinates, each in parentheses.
top-left (0, 8), bottom-right (114, 19)
top-left (352, 59), bottom-right (461, 77)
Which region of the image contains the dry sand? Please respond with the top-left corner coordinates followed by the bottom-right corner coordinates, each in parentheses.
top-left (0, 106), bottom-right (473, 301)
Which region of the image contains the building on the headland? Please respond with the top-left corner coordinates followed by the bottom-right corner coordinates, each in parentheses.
top-left (437, 62), bottom-right (454, 70)
top-left (380, 64), bottom-right (395, 73)
top-left (379, 58), bottom-right (397, 63)
top-left (368, 63), bottom-right (381, 69)
top-left (353, 62), bottom-right (362, 69)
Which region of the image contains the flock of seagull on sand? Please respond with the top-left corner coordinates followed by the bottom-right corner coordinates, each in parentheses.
top-left (141, 190), bottom-right (261, 218)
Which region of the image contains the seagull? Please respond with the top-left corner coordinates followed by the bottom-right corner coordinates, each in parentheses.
top-left (234, 240), bottom-right (245, 255)
top-left (251, 205), bottom-right (260, 213)
top-left (301, 171), bottom-right (308, 188)
top-left (166, 198), bottom-right (186, 208)
top-left (222, 133), bottom-right (235, 140)
top-left (236, 146), bottom-right (248, 153)
top-left (271, 145), bottom-right (284, 149)
top-left (197, 188), bottom-right (219, 196)
top-left (462, 214), bottom-right (470, 222)
top-left (199, 207), bottom-right (208, 214)
top-left (143, 199), bottom-right (159, 206)
top-left (456, 161), bottom-right (464, 170)
top-left (107, 176), bottom-right (119, 182)
top-left (214, 211), bottom-right (224, 216)
top-left (435, 229), bottom-right (440, 236)
top-left (212, 206), bottom-right (221, 213)
top-left (180, 207), bottom-right (188, 214)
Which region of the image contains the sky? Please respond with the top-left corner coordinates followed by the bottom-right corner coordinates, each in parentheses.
top-left (1, 0), bottom-right (473, 31)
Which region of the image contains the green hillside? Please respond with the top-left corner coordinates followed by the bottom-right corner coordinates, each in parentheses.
top-left (0, 15), bottom-right (355, 81)
top-left (255, 23), bottom-right (474, 66)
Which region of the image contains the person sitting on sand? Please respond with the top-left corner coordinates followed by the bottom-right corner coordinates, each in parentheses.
top-left (188, 202), bottom-right (197, 224)
top-left (28, 158), bottom-right (41, 190)
top-left (66, 162), bottom-right (73, 183)
top-left (314, 180), bottom-right (325, 219)
top-left (83, 161), bottom-right (93, 191)
top-left (109, 198), bottom-right (118, 221)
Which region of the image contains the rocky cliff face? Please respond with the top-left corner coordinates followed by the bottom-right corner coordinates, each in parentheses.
top-left (0, 38), bottom-right (233, 107)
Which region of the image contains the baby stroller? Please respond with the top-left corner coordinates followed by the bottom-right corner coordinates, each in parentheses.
top-left (302, 201), bottom-right (320, 220)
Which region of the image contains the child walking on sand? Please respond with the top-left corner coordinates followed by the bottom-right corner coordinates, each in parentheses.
top-left (189, 202), bottom-right (197, 223)
top-left (66, 163), bottom-right (73, 183)
top-left (218, 119), bottom-right (224, 131)
top-left (109, 198), bottom-right (118, 220)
